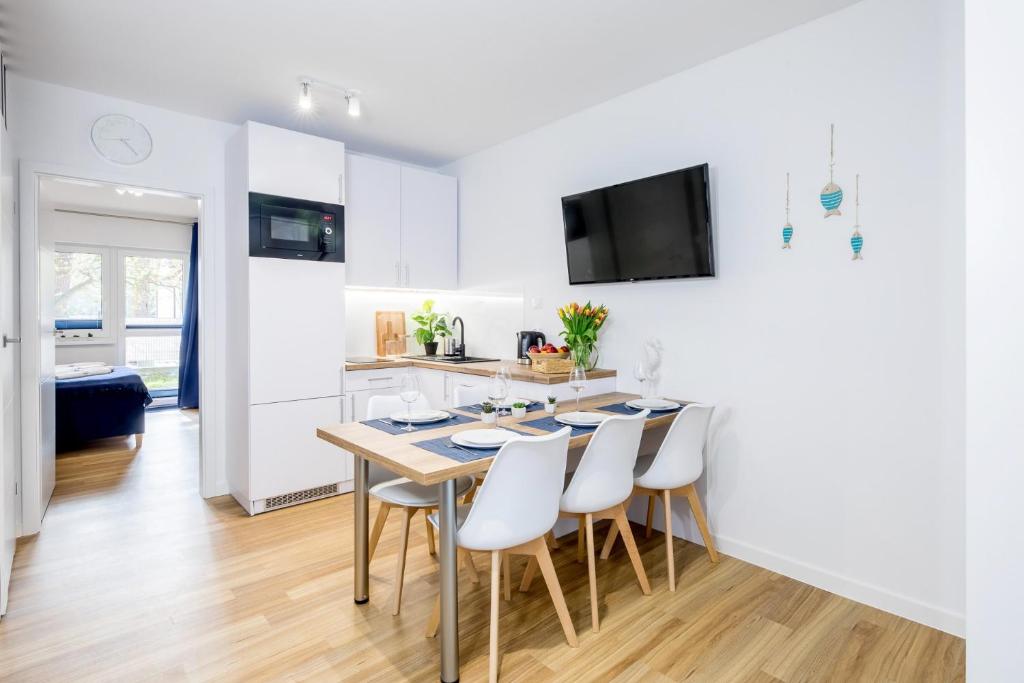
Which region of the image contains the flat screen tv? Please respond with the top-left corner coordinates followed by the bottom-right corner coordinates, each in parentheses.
top-left (560, 163), bottom-right (714, 285)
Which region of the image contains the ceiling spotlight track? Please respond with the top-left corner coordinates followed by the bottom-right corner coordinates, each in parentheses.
top-left (296, 76), bottom-right (362, 118)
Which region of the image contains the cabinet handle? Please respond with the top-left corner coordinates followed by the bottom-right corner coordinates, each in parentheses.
top-left (395, 262), bottom-right (400, 286)
top-left (339, 173), bottom-right (346, 204)
top-left (367, 376), bottom-right (393, 382)
top-left (404, 263), bottom-right (410, 286)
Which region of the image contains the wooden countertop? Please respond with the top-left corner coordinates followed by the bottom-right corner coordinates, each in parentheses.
top-left (344, 358), bottom-right (616, 385)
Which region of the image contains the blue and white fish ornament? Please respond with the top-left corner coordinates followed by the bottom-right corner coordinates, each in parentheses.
top-left (820, 124), bottom-right (843, 218)
top-left (850, 174), bottom-right (864, 260)
top-left (782, 172), bottom-right (794, 249)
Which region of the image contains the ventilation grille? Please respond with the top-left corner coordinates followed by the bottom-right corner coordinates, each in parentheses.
top-left (265, 483), bottom-right (340, 511)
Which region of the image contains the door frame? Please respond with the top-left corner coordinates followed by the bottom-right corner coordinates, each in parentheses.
top-left (19, 161), bottom-right (219, 535)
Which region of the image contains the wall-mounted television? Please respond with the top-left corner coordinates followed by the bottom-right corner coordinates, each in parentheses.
top-left (560, 163), bottom-right (714, 285)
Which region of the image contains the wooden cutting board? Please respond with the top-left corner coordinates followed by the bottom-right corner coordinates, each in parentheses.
top-left (375, 311), bottom-right (407, 356)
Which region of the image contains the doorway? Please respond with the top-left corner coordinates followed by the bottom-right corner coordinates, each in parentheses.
top-left (19, 165), bottom-right (216, 538)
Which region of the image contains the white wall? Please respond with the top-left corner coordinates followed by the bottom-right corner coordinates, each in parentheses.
top-left (447, 0), bottom-right (964, 635)
top-left (345, 288), bottom-right (524, 360)
top-left (8, 74), bottom-right (236, 496)
top-left (41, 208), bottom-right (194, 366)
top-left (965, 0), bottom-right (1024, 677)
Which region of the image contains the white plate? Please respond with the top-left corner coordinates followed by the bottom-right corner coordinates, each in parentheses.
top-left (389, 410), bottom-right (451, 424)
top-left (555, 411), bottom-right (608, 427)
top-left (626, 398), bottom-right (681, 411)
top-left (452, 429), bottom-right (516, 449)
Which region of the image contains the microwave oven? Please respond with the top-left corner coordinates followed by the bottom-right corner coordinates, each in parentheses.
top-left (249, 192), bottom-right (345, 262)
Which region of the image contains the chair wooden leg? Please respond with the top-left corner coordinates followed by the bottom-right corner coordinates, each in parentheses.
top-left (368, 502), bottom-right (392, 562)
top-left (519, 557), bottom-right (537, 592)
top-left (502, 551), bottom-right (512, 601)
top-left (424, 508), bottom-right (437, 557)
top-left (645, 494), bottom-right (656, 539)
top-left (546, 530), bottom-right (560, 549)
top-left (663, 490), bottom-right (676, 592)
top-left (460, 548), bottom-right (480, 583)
top-left (392, 508), bottom-right (415, 615)
top-left (613, 505), bottom-right (651, 595)
top-left (577, 516), bottom-right (586, 563)
top-left (585, 513), bottom-right (600, 632)
top-left (425, 594), bottom-right (441, 638)
top-left (682, 483), bottom-right (719, 563)
top-left (599, 522), bottom-right (619, 560)
top-left (532, 538), bottom-right (578, 647)
top-left (490, 550), bottom-right (501, 683)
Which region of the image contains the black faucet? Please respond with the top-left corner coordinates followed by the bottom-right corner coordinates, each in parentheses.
top-left (451, 316), bottom-right (465, 358)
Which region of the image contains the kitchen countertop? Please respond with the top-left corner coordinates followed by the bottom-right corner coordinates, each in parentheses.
top-left (344, 358), bottom-right (616, 385)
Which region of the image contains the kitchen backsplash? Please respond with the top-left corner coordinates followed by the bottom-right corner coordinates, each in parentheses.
top-left (345, 288), bottom-right (525, 359)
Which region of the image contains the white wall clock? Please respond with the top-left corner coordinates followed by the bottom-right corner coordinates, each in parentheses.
top-left (90, 114), bottom-right (152, 165)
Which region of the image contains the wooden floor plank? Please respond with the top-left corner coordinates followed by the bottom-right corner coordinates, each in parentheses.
top-left (0, 409), bottom-right (965, 682)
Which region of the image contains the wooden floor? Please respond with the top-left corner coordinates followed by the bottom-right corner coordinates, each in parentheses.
top-left (0, 410), bottom-right (965, 682)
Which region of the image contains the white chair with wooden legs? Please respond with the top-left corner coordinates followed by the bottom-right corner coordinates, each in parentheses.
top-left (600, 404), bottom-right (717, 592)
top-left (521, 410), bottom-right (652, 632)
top-left (365, 395), bottom-right (475, 615)
top-left (426, 427), bottom-right (576, 683)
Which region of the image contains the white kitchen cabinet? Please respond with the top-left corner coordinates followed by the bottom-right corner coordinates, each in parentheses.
top-left (413, 368), bottom-right (449, 409)
top-left (248, 122), bottom-right (346, 205)
top-left (249, 397), bottom-right (351, 505)
top-left (400, 166), bottom-right (458, 290)
top-left (345, 155), bottom-right (402, 287)
top-left (345, 156), bottom-right (458, 289)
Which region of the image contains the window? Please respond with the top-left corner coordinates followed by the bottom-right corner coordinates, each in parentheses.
top-left (54, 250), bottom-right (104, 330)
top-left (124, 254), bottom-right (186, 327)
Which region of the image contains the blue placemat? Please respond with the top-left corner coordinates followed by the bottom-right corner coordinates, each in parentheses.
top-left (520, 414), bottom-right (600, 438)
top-left (413, 427), bottom-right (534, 463)
top-left (362, 412), bottom-right (476, 435)
top-left (457, 401), bottom-right (544, 415)
top-left (596, 401), bottom-right (685, 418)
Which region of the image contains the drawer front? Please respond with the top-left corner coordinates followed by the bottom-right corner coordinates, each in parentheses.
top-left (345, 367), bottom-right (406, 392)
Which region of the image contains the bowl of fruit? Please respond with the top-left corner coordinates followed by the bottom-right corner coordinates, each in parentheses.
top-left (528, 343), bottom-right (571, 361)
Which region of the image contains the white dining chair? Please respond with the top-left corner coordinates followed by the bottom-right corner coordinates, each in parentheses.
top-left (365, 394), bottom-right (475, 615)
top-left (426, 427), bottom-right (577, 683)
top-left (520, 410), bottom-right (652, 632)
top-left (600, 404), bottom-right (717, 591)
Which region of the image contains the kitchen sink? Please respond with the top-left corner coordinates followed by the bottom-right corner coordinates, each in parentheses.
top-left (404, 355), bottom-right (498, 364)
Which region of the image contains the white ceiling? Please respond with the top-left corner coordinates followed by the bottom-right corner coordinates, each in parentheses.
top-left (2, 0), bottom-right (860, 167)
top-left (40, 177), bottom-right (200, 220)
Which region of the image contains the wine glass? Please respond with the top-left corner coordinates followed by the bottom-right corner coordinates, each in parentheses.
top-left (398, 374), bottom-right (420, 432)
top-left (488, 372), bottom-right (509, 427)
top-left (633, 360), bottom-right (649, 400)
top-left (569, 366), bottom-right (587, 417)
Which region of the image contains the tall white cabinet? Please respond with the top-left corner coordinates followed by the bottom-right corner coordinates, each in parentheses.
top-left (226, 122), bottom-right (352, 515)
top-left (345, 155), bottom-right (458, 290)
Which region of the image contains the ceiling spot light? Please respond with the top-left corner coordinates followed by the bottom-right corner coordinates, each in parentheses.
top-left (346, 91), bottom-right (361, 118)
top-left (298, 81), bottom-right (313, 111)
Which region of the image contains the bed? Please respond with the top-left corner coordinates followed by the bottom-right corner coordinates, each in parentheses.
top-left (56, 366), bottom-right (153, 451)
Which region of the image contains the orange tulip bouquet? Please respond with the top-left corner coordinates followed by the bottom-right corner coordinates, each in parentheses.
top-left (557, 301), bottom-right (609, 369)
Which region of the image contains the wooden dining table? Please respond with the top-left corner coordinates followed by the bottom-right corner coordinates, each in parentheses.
top-left (316, 391), bottom-right (686, 683)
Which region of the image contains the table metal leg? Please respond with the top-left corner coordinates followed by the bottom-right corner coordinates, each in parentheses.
top-left (354, 455), bottom-right (369, 604)
top-left (438, 479), bottom-right (460, 682)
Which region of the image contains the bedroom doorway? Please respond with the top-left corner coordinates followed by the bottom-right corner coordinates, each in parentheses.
top-left (20, 166), bottom-right (215, 537)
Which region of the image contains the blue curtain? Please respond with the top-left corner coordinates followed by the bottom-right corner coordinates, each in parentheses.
top-left (177, 223), bottom-right (200, 408)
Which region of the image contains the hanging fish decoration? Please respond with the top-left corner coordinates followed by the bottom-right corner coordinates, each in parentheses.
top-left (820, 123), bottom-right (843, 217)
top-left (782, 172), bottom-right (794, 249)
top-left (850, 174), bottom-right (864, 260)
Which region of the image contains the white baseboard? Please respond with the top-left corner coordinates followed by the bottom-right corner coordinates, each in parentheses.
top-left (714, 533), bottom-right (965, 638)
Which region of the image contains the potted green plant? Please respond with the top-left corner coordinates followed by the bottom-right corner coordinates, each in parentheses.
top-left (545, 395), bottom-right (557, 414)
top-left (480, 401), bottom-right (496, 424)
top-left (411, 299), bottom-right (450, 356)
top-left (511, 401), bottom-right (527, 418)
top-left (557, 301), bottom-right (609, 369)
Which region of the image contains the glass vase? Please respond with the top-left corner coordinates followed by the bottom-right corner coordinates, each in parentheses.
top-left (571, 344), bottom-right (599, 371)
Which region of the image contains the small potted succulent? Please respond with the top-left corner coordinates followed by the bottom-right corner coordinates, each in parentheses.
top-left (481, 401), bottom-right (496, 424)
top-left (511, 401), bottom-right (528, 418)
top-left (545, 395), bottom-right (557, 414)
